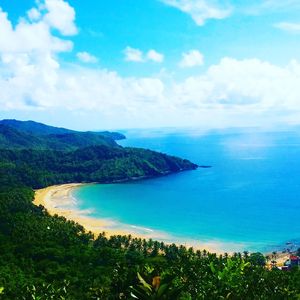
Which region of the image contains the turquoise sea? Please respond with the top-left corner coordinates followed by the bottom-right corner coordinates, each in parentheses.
top-left (74, 128), bottom-right (300, 252)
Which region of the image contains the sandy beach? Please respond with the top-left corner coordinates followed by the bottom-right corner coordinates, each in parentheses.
top-left (34, 184), bottom-right (294, 259)
top-left (34, 184), bottom-right (292, 259)
top-left (34, 183), bottom-right (167, 239)
top-left (33, 183), bottom-right (238, 253)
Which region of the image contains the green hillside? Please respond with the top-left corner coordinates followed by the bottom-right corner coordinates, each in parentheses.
top-left (0, 120), bottom-right (197, 188)
top-left (0, 120), bottom-right (126, 150)
top-left (0, 119), bottom-right (73, 135)
top-left (0, 124), bottom-right (117, 150)
top-left (0, 119), bottom-right (126, 140)
top-left (0, 145), bottom-right (197, 188)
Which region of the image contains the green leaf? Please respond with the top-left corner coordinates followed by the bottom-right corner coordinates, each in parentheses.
top-left (137, 273), bottom-right (152, 292)
top-left (157, 284), bottom-right (169, 297)
top-left (210, 262), bottom-right (216, 273)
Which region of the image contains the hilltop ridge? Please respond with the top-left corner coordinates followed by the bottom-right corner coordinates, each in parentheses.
top-left (0, 119), bottom-right (198, 188)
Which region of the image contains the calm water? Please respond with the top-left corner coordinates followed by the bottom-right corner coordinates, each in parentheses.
top-left (74, 128), bottom-right (300, 252)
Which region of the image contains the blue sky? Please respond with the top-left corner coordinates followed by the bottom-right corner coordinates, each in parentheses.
top-left (1, 0), bottom-right (300, 130)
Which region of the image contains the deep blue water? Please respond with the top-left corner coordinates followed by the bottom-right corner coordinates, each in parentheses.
top-left (74, 129), bottom-right (300, 252)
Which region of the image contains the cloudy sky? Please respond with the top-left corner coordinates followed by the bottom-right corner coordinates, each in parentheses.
top-left (1, 0), bottom-right (300, 130)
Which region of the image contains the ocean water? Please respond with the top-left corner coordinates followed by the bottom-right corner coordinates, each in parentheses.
top-left (74, 128), bottom-right (300, 252)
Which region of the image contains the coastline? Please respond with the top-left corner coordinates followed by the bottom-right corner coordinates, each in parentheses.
top-left (34, 183), bottom-right (177, 241)
top-left (34, 183), bottom-right (238, 253)
top-left (34, 183), bottom-right (293, 260)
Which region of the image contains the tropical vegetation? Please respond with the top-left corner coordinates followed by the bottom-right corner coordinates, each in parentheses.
top-left (0, 120), bottom-right (299, 299)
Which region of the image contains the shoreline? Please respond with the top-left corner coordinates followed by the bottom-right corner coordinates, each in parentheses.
top-left (34, 183), bottom-right (183, 241)
top-left (34, 183), bottom-right (231, 253)
top-left (33, 183), bottom-right (292, 258)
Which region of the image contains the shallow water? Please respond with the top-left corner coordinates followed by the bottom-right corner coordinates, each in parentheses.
top-left (74, 128), bottom-right (300, 252)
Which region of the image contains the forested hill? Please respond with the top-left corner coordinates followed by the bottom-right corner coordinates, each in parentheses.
top-left (0, 119), bottom-right (126, 140)
top-left (0, 119), bottom-right (198, 188)
top-left (0, 123), bottom-right (118, 150)
top-left (0, 146), bottom-right (197, 188)
top-left (0, 119), bottom-right (74, 135)
top-left (0, 119), bottom-right (126, 151)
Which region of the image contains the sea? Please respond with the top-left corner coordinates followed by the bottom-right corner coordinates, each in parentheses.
top-left (73, 128), bottom-right (300, 253)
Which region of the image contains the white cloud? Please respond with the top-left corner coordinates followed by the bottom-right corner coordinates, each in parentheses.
top-left (124, 47), bottom-right (164, 63)
top-left (179, 50), bottom-right (204, 67)
top-left (147, 49), bottom-right (164, 63)
top-left (160, 0), bottom-right (232, 26)
top-left (124, 46), bottom-right (144, 62)
top-left (0, 3), bottom-right (74, 54)
top-left (244, 0), bottom-right (300, 15)
top-left (4, 48), bottom-right (300, 128)
top-left (43, 0), bottom-right (77, 36)
top-left (77, 51), bottom-right (98, 63)
top-left (27, 8), bottom-right (41, 21)
top-left (0, 0), bottom-right (76, 110)
top-left (175, 57), bottom-right (300, 112)
top-left (274, 22), bottom-right (300, 33)
top-left (3, 1), bottom-right (300, 128)
top-left (0, 0), bottom-right (165, 113)
top-left (260, 0), bottom-right (300, 10)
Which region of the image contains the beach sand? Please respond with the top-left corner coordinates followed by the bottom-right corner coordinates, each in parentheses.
top-left (34, 183), bottom-right (182, 240)
top-left (34, 183), bottom-right (253, 254)
top-left (34, 183), bottom-right (160, 239)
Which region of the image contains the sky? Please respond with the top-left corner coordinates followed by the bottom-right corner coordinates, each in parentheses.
top-left (1, 0), bottom-right (300, 130)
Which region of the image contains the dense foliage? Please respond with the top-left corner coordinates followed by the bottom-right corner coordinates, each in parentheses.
top-left (0, 145), bottom-right (197, 189)
top-left (0, 120), bottom-right (299, 299)
top-left (0, 119), bottom-right (125, 140)
top-left (0, 120), bottom-right (125, 150)
top-left (0, 120), bottom-right (197, 189)
top-left (1, 186), bottom-right (300, 299)
top-left (0, 124), bottom-right (119, 150)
